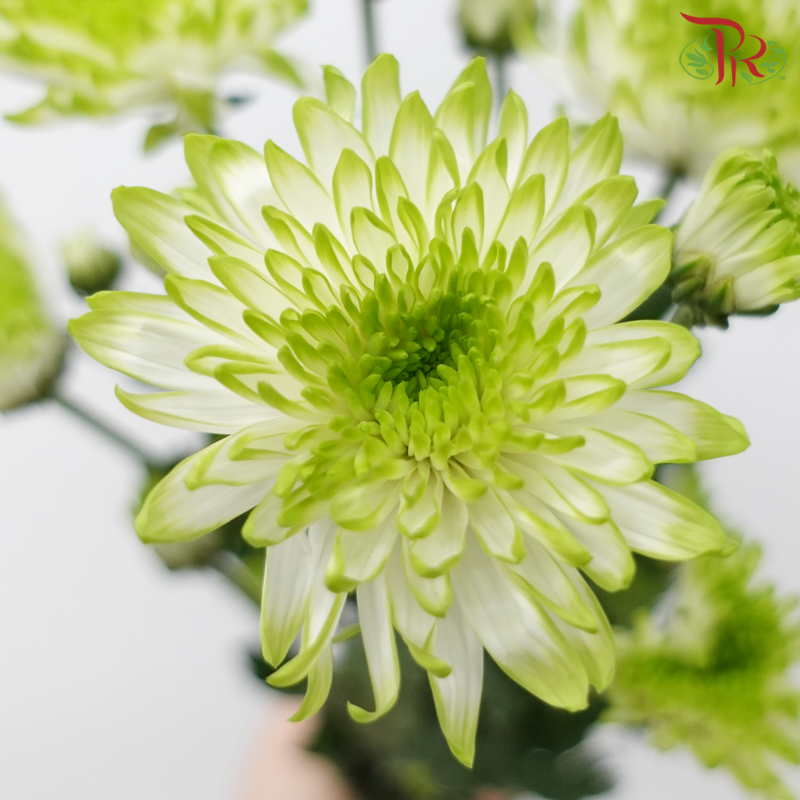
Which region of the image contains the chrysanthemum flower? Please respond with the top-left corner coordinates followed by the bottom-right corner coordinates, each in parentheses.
top-left (531, 0), bottom-right (800, 181)
top-left (0, 0), bottom-right (307, 147)
top-left (608, 466), bottom-right (800, 800)
top-left (0, 197), bottom-right (64, 411)
top-left (70, 56), bottom-right (749, 764)
top-left (672, 148), bottom-right (800, 327)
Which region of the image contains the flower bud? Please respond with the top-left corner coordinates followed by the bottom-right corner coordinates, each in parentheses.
top-left (673, 149), bottom-right (800, 326)
top-left (458, 0), bottom-right (541, 55)
top-left (63, 230), bottom-right (122, 296)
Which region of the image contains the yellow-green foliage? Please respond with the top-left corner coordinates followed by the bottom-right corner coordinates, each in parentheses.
top-left (608, 466), bottom-right (800, 800)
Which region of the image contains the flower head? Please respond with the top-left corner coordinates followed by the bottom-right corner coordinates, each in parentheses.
top-left (0, 197), bottom-right (64, 411)
top-left (458, 0), bottom-right (543, 55)
top-left (607, 466), bottom-right (800, 800)
top-left (70, 56), bottom-right (749, 764)
top-left (537, 0), bottom-right (800, 181)
top-left (0, 0), bottom-right (307, 147)
top-left (672, 148), bottom-right (800, 327)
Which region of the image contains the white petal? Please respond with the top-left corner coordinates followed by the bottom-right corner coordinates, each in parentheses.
top-left (112, 187), bottom-right (214, 281)
top-left (555, 513), bottom-right (635, 592)
top-left (574, 226), bottom-right (672, 329)
top-left (452, 534), bottom-right (590, 710)
top-left (325, 516), bottom-right (398, 592)
top-left (135, 449), bottom-right (271, 543)
top-left (362, 54), bottom-right (402, 157)
top-left (408, 489), bottom-right (468, 577)
top-left (350, 574), bottom-right (401, 722)
top-left (616, 390), bottom-right (749, 459)
top-left (428, 600), bottom-right (483, 767)
top-left (583, 321), bottom-right (700, 389)
top-left (598, 479), bottom-right (729, 560)
top-left (69, 309), bottom-right (220, 391)
top-left (262, 532), bottom-right (313, 666)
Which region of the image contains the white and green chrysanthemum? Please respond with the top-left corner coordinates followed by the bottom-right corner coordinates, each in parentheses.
top-left (531, 0), bottom-right (800, 181)
top-left (70, 56), bottom-right (749, 764)
top-left (672, 148), bottom-right (800, 326)
top-left (0, 0), bottom-right (307, 147)
top-left (0, 196), bottom-right (64, 411)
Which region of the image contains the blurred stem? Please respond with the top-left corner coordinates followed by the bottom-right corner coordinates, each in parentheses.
top-left (362, 0), bottom-right (378, 65)
top-left (209, 551), bottom-right (261, 605)
top-left (655, 167), bottom-right (685, 222)
top-left (52, 390), bottom-right (155, 466)
top-left (493, 52), bottom-right (509, 109)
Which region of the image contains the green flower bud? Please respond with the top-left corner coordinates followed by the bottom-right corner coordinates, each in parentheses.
top-left (0, 198), bottom-right (64, 411)
top-left (63, 230), bottom-right (122, 296)
top-left (673, 148), bottom-right (800, 326)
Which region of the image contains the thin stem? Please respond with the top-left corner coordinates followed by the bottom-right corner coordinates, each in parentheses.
top-left (493, 52), bottom-right (509, 110)
top-left (209, 551), bottom-right (261, 605)
top-left (52, 391), bottom-right (155, 466)
top-left (654, 167), bottom-right (685, 223)
top-left (361, 0), bottom-right (378, 66)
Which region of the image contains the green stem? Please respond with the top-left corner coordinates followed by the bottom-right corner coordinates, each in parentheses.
top-left (655, 167), bottom-right (685, 223)
top-left (493, 52), bottom-right (509, 108)
top-left (361, 0), bottom-right (378, 66)
top-left (52, 391), bottom-right (155, 466)
top-left (209, 551), bottom-right (261, 605)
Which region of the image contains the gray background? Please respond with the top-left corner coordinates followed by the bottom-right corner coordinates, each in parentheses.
top-left (1, 0), bottom-right (798, 797)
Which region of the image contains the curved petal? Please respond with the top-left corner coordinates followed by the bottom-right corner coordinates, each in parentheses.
top-left (349, 574), bottom-right (401, 723)
top-left (599, 479), bottom-right (730, 560)
top-left (428, 600), bottom-right (483, 767)
top-left (135, 448), bottom-right (272, 543)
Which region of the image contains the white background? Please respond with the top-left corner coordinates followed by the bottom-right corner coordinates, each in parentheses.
top-left (1, 0), bottom-right (799, 797)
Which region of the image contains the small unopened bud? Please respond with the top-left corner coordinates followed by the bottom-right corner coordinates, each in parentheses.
top-left (63, 230), bottom-right (121, 296)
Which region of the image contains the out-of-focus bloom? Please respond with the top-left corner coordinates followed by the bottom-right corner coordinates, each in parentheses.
top-left (458, 0), bottom-right (543, 55)
top-left (534, 0), bottom-right (800, 181)
top-left (70, 56), bottom-right (749, 764)
top-left (607, 466), bottom-right (800, 800)
top-left (0, 197), bottom-right (63, 410)
top-left (64, 229), bottom-right (122, 295)
top-left (0, 0), bottom-right (308, 148)
top-left (672, 148), bottom-right (800, 327)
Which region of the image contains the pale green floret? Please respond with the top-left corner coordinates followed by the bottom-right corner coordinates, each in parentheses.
top-left (0, 0), bottom-right (307, 146)
top-left (70, 55), bottom-right (749, 765)
top-left (0, 197), bottom-right (63, 410)
top-left (608, 465), bottom-right (800, 800)
top-left (63, 229), bottom-right (121, 296)
top-left (539, 0), bottom-right (800, 181)
top-left (673, 148), bottom-right (800, 327)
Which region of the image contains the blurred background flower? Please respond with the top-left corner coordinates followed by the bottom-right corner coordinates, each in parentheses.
top-left (0, 0), bottom-right (308, 148)
top-left (0, 194), bottom-right (64, 411)
top-left (607, 464), bottom-right (800, 800)
top-left (527, 0), bottom-right (800, 183)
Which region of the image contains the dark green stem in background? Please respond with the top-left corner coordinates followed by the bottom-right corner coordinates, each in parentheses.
top-left (362, 0), bottom-right (378, 66)
top-left (52, 390), bottom-right (155, 466)
top-left (209, 551), bottom-right (262, 605)
top-left (493, 52), bottom-right (509, 108)
top-left (655, 167), bottom-right (685, 223)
